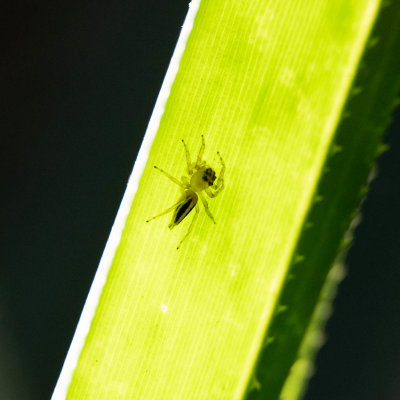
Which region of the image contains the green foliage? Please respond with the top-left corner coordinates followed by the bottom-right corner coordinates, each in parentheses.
top-left (245, 2), bottom-right (400, 398)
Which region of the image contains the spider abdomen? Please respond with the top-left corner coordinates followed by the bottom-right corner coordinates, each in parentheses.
top-left (169, 190), bottom-right (198, 229)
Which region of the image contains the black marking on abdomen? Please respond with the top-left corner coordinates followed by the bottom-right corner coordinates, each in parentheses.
top-left (171, 192), bottom-right (198, 227)
top-left (175, 200), bottom-right (193, 223)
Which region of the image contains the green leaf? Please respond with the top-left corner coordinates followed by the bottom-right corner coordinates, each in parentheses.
top-left (246, 2), bottom-right (400, 398)
top-left (52, 0), bottom-right (400, 399)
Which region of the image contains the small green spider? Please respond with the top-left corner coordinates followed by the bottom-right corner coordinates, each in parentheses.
top-left (146, 135), bottom-right (225, 249)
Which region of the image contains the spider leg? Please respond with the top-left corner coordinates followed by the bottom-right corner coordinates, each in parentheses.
top-left (205, 152), bottom-right (225, 198)
top-left (205, 182), bottom-right (224, 198)
top-left (181, 139), bottom-right (193, 174)
top-left (177, 203), bottom-right (199, 249)
top-left (199, 192), bottom-right (215, 224)
top-left (214, 152), bottom-right (225, 190)
top-left (154, 166), bottom-right (185, 188)
top-left (181, 176), bottom-right (190, 186)
top-left (146, 197), bottom-right (186, 223)
top-left (196, 134), bottom-right (205, 165)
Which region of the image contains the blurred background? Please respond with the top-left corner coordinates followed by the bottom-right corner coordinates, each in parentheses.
top-left (1, 1), bottom-right (399, 399)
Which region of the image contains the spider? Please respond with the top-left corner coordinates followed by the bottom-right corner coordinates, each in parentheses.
top-left (146, 135), bottom-right (225, 249)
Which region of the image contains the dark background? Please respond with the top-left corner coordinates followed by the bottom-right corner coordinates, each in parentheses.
top-left (1, 2), bottom-right (399, 399)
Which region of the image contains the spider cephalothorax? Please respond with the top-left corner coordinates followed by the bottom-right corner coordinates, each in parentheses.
top-left (146, 135), bottom-right (225, 249)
